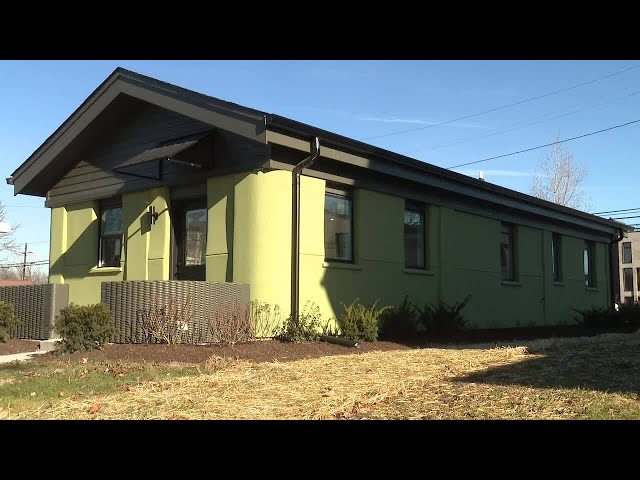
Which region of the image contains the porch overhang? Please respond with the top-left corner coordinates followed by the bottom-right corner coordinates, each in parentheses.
top-left (112, 130), bottom-right (214, 180)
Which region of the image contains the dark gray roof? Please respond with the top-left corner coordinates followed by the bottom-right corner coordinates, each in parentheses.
top-left (7, 67), bottom-right (632, 235)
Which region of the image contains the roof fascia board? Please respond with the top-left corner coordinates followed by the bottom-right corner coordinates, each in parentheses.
top-left (12, 86), bottom-right (122, 193)
top-left (12, 71), bottom-right (267, 196)
top-left (266, 130), bottom-right (625, 236)
top-left (267, 160), bottom-right (613, 243)
top-left (11, 73), bottom-right (121, 181)
top-left (116, 77), bottom-right (264, 138)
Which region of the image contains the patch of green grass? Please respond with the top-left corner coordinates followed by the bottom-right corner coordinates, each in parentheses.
top-left (0, 360), bottom-right (199, 416)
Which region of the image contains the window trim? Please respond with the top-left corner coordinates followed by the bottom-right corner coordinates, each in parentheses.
top-left (404, 200), bottom-right (427, 270)
top-left (584, 240), bottom-right (596, 288)
top-left (622, 242), bottom-right (632, 264)
top-left (97, 199), bottom-right (123, 268)
top-left (500, 222), bottom-right (516, 282)
top-left (551, 232), bottom-right (562, 282)
top-left (324, 188), bottom-right (354, 264)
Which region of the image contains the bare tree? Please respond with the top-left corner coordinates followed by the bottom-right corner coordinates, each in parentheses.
top-left (531, 137), bottom-right (592, 211)
top-left (0, 201), bottom-right (21, 262)
top-left (0, 265), bottom-right (48, 284)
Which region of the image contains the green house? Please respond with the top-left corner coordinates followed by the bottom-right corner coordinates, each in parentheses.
top-left (7, 68), bottom-right (631, 330)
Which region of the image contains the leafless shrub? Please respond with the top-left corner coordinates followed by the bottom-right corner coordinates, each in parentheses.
top-left (141, 295), bottom-right (194, 344)
top-left (208, 300), bottom-right (283, 346)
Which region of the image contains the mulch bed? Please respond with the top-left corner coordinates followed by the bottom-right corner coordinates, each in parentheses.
top-left (31, 325), bottom-right (638, 365)
top-left (36, 340), bottom-right (413, 364)
top-left (0, 339), bottom-right (40, 356)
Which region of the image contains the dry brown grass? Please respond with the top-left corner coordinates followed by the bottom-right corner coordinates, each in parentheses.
top-left (15, 330), bottom-right (640, 420)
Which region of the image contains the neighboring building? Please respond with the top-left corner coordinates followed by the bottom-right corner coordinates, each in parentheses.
top-left (0, 280), bottom-right (33, 287)
top-left (6, 68), bottom-right (632, 330)
top-left (619, 231), bottom-right (640, 304)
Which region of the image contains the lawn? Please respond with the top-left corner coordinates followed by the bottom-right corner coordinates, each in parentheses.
top-left (1, 330), bottom-right (639, 420)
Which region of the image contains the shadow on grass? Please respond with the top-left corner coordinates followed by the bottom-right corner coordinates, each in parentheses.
top-left (382, 325), bottom-right (640, 350)
top-left (455, 332), bottom-right (640, 395)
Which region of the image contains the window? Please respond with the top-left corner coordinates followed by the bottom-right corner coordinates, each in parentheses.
top-left (584, 240), bottom-right (595, 287)
top-left (98, 200), bottom-right (123, 267)
top-left (184, 208), bottom-right (207, 266)
top-left (622, 242), bottom-right (632, 264)
top-left (624, 296), bottom-right (634, 305)
top-left (500, 222), bottom-right (515, 281)
top-left (324, 189), bottom-right (353, 262)
top-left (404, 201), bottom-right (426, 269)
top-left (623, 268), bottom-right (634, 292)
top-left (551, 233), bottom-right (562, 281)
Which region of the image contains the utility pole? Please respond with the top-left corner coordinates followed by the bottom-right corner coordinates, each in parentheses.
top-left (22, 242), bottom-right (27, 281)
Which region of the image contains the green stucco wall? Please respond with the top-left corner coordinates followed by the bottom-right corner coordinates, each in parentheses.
top-left (49, 170), bottom-right (612, 328)
top-left (216, 171), bottom-right (611, 328)
top-left (49, 188), bottom-right (170, 305)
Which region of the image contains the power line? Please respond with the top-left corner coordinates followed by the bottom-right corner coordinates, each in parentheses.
top-left (594, 207), bottom-right (640, 215)
top-left (611, 215), bottom-right (640, 220)
top-left (0, 261), bottom-right (49, 269)
top-left (447, 118), bottom-right (640, 170)
top-left (405, 87), bottom-right (640, 155)
top-left (2, 205), bottom-right (45, 208)
top-left (361, 63), bottom-right (640, 141)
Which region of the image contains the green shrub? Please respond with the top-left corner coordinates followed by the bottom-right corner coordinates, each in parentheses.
top-left (273, 301), bottom-right (322, 342)
top-left (379, 296), bottom-right (418, 340)
top-left (0, 301), bottom-right (19, 343)
top-left (337, 298), bottom-right (389, 342)
top-left (321, 320), bottom-right (340, 337)
top-left (54, 303), bottom-right (115, 353)
top-left (576, 304), bottom-right (640, 329)
top-left (418, 295), bottom-right (471, 337)
top-left (574, 307), bottom-right (614, 329)
top-left (617, 303), bottom-right (640, 328)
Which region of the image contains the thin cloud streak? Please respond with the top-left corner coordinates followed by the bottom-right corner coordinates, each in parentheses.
top-left (359, 116), bottom-right (489, 129)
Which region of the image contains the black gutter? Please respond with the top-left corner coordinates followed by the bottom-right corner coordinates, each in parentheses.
top-left (265, 113), bottom-right (630, 234)
top-left (609, 228), bottom-right (625, 309)
top-left (291, 137), bottom-right (320, 323)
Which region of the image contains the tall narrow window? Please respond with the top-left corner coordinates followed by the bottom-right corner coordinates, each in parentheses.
top-left (623, 268), bottom-right (634, 292)
top-left (584, 240), bottom-right (595, 287)
top-left (500, 222), bottom-right (515, 281)
top-left (622, 242), bottom-right (632, 264)
top-left (552, 233), bottom-right (562, 282)
top-left (324, 189), bottom-right (353, 263)
top-left (404, 201), bottom-right (426, 269)
top-left (98, 200), bottom-right (123, 267)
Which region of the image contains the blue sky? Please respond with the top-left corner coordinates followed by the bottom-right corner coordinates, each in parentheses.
top-left (1, 60), bottom-right (639, 271)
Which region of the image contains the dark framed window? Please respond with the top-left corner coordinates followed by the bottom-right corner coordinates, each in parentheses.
top-left (98, 199), bottom-right (123, 267)
top-left (404, 201), bottom-right (426, 269)
top-left (324, 188), bottom-right (353, 263)
top-left (624, 296), bottom-right (634, 305)
top-left (584, 240), bottom-right (596, 287)
top-left (500, 222), bottom-right (516, 281)
top-left (622, 242), bottom-right (632, 264)
top-left (551, 233), bottom-right (562, 282)
top-left (623, 268), bottom-right (634, 292)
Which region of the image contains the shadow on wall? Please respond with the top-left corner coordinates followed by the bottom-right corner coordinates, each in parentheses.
top-left (455, 332), bottom-right (640, 395)
top-left (49, 214), bottom-right (101, 283)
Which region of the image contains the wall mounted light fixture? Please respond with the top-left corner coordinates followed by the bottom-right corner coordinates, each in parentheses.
top-left (148, 205), bottom-right (159, 225)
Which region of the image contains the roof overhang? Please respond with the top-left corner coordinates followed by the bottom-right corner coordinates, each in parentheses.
top-left (265, 114), bottom-right (632, 238)
top-left (8, 68), bottom-right (265, 197)
top-left (112, 130), bottom-right (214, 180)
